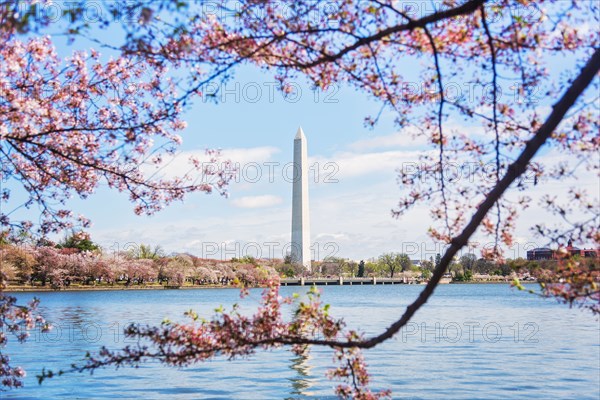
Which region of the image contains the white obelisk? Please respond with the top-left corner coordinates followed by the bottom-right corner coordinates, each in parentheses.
top-left (291, 127), bottom-right (311, 270)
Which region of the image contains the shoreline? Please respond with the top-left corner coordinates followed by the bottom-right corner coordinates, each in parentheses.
top-left (2, 280), bottom-right (519, 293)
top-left (2, 284), bottom-right (241, 293)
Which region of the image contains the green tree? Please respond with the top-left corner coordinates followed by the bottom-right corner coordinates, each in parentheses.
top-left (129, 244), bottom-right (164, 260)
top-left (345, 261), bottom-right (358, 277)
top-left (240, 255), bottom-right (258, 265)
top-left (357, 260), bottom-right (365, 278)
top-left (493, 262), bottom-right (514, 277)
top-left (277, 262), bottom-right (305, 278)
top-left (421, 259), bottom-right (434, 272)
top-left (464, 270), bottom-right (473, 281)
top-left (399, 254), bottom-right (411, 272)
top-left (378, 253), bottom-right (404, 278)
top-left (434, 253), bottom-right (442, 269)
top-left (454, 270), bottom-right (473, 282)
top-left (421, 269), bottom-right (432, 280)
top-left (321, 257), bottom-right (345, 276)
top-left (460, 254), bottom-right (477, 272)
top-left (277, 255), bottom-right (306, 278)
top-left (364, 261), bottom-right (383, 277)
top-left (57, 231), bottom-right (99, 252)
top-left (475, 258), bottom-right (497, 275)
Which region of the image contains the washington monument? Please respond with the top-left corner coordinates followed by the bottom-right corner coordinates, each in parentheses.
top-left (291, 127), bottom-right (311, 270)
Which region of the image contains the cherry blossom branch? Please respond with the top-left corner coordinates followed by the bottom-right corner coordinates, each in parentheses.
top-left (297, 0), bottom-right (487, 69)
top-left (0, 272), bottom-right (48, 389)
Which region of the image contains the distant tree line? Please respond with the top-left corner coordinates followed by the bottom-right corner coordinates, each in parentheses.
top-left (277, 251), bottom-right (580, 282)
top-left (0, 232), bottom-right (277, 289)
top-left (3, 232), bottom-right (587, 289)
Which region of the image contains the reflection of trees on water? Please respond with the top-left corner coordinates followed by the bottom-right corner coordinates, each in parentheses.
top-left (34, 305), bottom-right (102, 356)
top-left (287, 348), bottom-right (314, 399)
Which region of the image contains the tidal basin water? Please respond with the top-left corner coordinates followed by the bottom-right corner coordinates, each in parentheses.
top-left (4, 284), bottom-right (599, 399)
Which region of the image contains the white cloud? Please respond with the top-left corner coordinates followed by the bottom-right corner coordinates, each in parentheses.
top-left (310, 149), bottom-right (427, 180)
top-left (220, 146), bottom-right (280, 164)
top-left (142, 146), bottom-right (280, 179)
top-left (347, 128), bottom-right (429, 151)
top-left (231, 195), bottom-right (283, 208)
top-left (306, 128), bottom-right (435, 181)
top-left (314, 232), bottom-right (349, 241)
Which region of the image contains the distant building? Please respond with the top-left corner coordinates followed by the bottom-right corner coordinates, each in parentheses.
top-left (526, 240), bottom-right (598, 261)
top-left (527, 248), bottom-right (554, 261)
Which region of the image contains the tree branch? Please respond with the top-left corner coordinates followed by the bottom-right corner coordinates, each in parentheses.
top-left (298, 0), bottom-right (487, 69)
top-left (480, 5), bottom-right (502, 251)
top-left (423, 25), bottom-right (451, 234)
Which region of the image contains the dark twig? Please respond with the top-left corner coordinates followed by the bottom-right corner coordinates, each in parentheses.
top-left (481, 5), bottom-right (502, 250)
